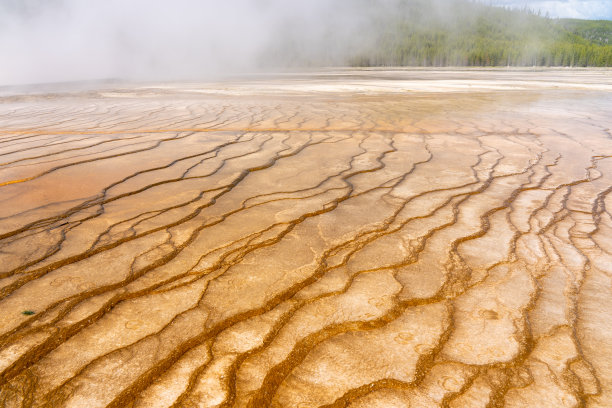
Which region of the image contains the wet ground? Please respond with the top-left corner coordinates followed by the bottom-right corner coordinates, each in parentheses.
top-left (0, 69), bottom-right (611, 407)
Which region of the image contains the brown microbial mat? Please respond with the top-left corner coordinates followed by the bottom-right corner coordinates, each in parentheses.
top-left (0, 69), bottom-right (611, 407)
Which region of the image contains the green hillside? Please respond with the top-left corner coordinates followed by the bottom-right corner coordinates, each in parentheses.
top-left (350, 1), bottom-right (612, 67)
top-left (557, 19), bottom-right (612, 46)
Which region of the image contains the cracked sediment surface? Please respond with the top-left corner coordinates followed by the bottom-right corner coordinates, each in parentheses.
top-left (0, 69), bottom-right (611, 407)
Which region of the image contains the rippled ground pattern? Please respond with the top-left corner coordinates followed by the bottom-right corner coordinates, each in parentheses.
top-left (0, 70), bottom-right (611, 407)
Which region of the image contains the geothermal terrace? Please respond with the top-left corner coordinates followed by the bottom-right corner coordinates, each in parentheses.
top-left (0, 69), bottom-right (611, 407)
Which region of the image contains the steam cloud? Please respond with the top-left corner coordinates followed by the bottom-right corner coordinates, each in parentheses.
top-left (0, 0), bottom-right (384, 86)
top-left (0, 0), bottom-right (607, 86)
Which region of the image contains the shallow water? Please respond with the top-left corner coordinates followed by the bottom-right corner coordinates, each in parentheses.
top-left (0, 69), bottom-right (611, 407)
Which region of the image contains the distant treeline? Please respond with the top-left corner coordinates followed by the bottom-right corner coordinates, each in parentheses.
top-left (349, 0), bottom-right (612, 67)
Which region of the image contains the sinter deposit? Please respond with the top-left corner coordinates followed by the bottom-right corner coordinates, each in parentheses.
top-left (0, 69), bottom-right (611, 407)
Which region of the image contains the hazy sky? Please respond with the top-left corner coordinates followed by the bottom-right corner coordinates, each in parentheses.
top-left (486, 0), bottom-right (612, 19)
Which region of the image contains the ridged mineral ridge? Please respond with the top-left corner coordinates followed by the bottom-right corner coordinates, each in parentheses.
top-left (0, 69), bottom-right (611, 408)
